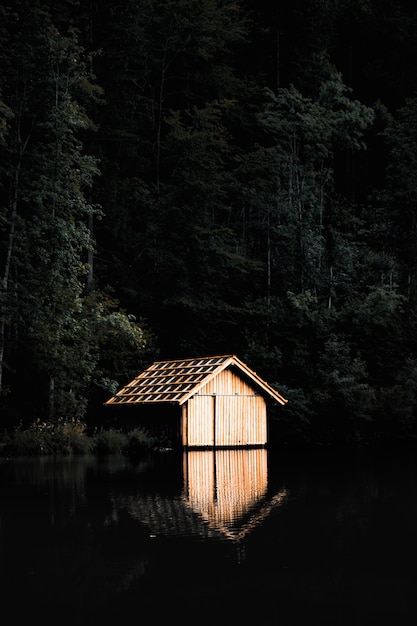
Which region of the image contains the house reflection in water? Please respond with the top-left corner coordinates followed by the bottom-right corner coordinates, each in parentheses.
top-left (183, 449), bottom-right (286, 544)
top-left (116, 448), bottom-right (287, 561)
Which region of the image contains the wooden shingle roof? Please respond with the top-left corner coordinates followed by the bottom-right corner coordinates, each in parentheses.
top-left (105, 354), bottom-right (287, 406)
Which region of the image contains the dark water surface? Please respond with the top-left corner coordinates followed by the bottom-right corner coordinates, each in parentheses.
top-left (1, 445), bottom-right (417, 625)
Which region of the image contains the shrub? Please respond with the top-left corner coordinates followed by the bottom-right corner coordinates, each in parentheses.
top-left (10, 418), bottom-right (94, 455)
top-left (54, 417), bottom-right (94, 454)
top-left (11, 425), bottom-right (46, 455)
top-left (124, 426), bottom-right (155, 455)
top-left (5, 421), bottom-right (171, 456)
top-left (93, 428), bottom-right (128, 454)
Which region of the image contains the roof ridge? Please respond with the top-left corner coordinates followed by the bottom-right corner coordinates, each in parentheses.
top-left (152, 354), bottom-right (235, 363)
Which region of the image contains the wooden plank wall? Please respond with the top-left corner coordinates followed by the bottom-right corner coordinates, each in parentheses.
top-left (185, 369), bottom-right (267, 447)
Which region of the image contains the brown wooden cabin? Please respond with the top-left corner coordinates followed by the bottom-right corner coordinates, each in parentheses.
top-left (104, 354), bottom-right (288, 448)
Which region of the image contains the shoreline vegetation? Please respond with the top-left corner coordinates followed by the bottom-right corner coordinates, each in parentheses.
top-left (0, 417), bottom-right (172, 458)
top-left (2, 416), bottom-right (417, 459)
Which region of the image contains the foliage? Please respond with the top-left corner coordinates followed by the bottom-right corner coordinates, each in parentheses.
top-left (125, 427), bottom-right (158, 455)
top-left (10, 418), bottom-right (94, 456)
top-left (82, 290), bottom-right (158, 397)
top-left (268, 385), bottom-right (313, 447)
top-left (0, 2), bottom-right (158, 424)
top-left (2, 0), bottom-right (417, 445)
top-left (311, 334), bottom-right (375, 444)
top-left (93, 428), bottom-right (128, 455)
top-left (3, 421), bottom-right (165, 456)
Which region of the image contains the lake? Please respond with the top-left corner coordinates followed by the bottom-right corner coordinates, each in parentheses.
top-left (1, 444), bottom-right (417, 625)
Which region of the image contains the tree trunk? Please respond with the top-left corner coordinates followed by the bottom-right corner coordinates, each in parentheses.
top-left (0, 153), bottom-right (24, 389)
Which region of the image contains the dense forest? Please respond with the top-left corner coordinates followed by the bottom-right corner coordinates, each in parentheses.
top-left (2, 0), bottom-right (417, 445)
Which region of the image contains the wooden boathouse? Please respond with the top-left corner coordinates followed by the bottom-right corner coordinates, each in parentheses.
top-left (105, 354), bottom-right (287, 448)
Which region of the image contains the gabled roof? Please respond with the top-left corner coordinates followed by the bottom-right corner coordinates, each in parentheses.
top-left (105, 354), bottom-right (287, 406)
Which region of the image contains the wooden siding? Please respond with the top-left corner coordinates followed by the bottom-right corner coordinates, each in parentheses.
top-left (185, 368), bottom-right (267, 447)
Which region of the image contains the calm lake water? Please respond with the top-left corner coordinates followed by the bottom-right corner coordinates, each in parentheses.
top-left (1, 444), bottom-right (417, 625)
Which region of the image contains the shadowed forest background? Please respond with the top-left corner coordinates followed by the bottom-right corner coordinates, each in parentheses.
top-left (2, 0), bottom-right (417, 446)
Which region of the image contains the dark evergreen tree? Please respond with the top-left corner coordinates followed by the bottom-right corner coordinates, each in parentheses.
top-left (0, 1), bottom-right (156, 424)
